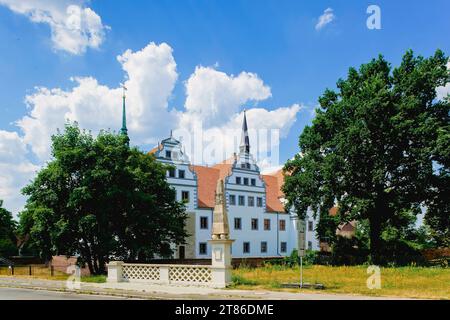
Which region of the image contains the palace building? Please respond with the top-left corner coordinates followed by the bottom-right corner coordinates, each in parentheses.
top-left (117, 88), bottom-right (319, 260)
top-left (149, 112), bottom-right (320, 260)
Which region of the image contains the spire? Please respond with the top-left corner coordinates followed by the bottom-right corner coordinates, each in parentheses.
top-left (120, 85), bottom-right (128, 136)
top-left (239, 110), bottom-right (250, 154)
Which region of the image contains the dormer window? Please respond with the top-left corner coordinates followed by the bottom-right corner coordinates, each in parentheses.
top-left (165, 150), bottom-right (172, 159)
top-left (172, 152), bottom-right (179, 160)
top-left (241, 163), bottom-right (246, 169)
top-left (246, 163), bottom-right (251, 169)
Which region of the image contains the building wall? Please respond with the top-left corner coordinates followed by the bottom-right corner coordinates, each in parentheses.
top-left (154, 136), bottom-right (320, 260)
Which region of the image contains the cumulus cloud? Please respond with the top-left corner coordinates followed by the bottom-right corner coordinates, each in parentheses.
top-left (181, 66), bottom-right (271, 129)
top-left (17, 42), bottom-right (178, 160)
top-left (0, 131), bottom-right (39, 215)
top-left (0, 0), bottom-right (107, 54)
top-left (315, 8), bottom-right (335, 30)
top-left (436, 61), bottom-right (450, 100)
top-left (2, 41), bottom-right (302, 214)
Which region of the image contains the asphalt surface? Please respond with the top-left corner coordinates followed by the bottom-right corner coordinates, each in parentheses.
top-left (0, 287), bottom-right (132, 300)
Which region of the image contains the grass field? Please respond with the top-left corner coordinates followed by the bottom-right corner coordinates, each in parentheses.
top-left (1, 265), bottom-right (448, 299)
top-left (231, 265), bottom-right (450, 299)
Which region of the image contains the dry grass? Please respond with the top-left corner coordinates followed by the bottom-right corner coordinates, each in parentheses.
top-left (232, 265), bottom-right (450, 299)
top-left (0, 266), bottom-right (69, 280)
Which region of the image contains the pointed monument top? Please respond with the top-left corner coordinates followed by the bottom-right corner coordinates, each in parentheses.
top-left (212, 179), bottom-right (230, 240)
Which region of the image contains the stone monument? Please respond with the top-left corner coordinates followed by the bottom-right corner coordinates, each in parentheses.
top-left (209, 179), bottom-right (234, 288)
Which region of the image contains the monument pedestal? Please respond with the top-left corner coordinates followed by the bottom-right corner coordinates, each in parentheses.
top-left (208, 239), bottom-right (234, 288)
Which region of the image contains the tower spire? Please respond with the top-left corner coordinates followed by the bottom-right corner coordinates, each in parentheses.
top-left (239, 109), bottom-right (250, 154)
top-left (120, 84), bottom-right (129, 144)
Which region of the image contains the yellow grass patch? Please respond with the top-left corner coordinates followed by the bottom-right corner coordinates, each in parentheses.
top-left (232, 265), bottom-right (450, 299)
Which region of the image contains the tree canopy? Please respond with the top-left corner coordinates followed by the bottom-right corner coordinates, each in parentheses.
top-left (19, 123), bottom-right (187, 274)
top-left (0, 200), bottom-right (17, 257)
top-left (283, 50), bottom-right (449, 264)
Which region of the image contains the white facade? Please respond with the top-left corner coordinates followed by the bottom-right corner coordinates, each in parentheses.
top-left (152, 128), bottom-right (320, 260)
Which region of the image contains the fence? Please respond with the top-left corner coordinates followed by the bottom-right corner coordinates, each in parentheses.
top-left (118, 263), bottom-right (213, 286)
top-left (0, 265), bottom-right (56, 277)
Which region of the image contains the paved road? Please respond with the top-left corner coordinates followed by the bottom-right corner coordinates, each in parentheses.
top-left (0, 287), bottom-right (132, 300)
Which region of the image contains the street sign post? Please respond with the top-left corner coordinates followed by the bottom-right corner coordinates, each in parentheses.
top-left (297, 219), bottom-right (306, 288)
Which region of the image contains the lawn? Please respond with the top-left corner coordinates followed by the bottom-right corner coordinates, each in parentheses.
top-left (231, 265), bottom-right (450, 299)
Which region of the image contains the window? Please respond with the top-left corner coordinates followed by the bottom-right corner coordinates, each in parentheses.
top-left (264, 219), bottom-right (271, 231)
top-left (248, 196), bottom-right (255, 207)
top-left (236, 177), bottom-right (241, 185)
top-left (251, 178), bottom-right (256, 186)
top-left (261, 241), bottom-right (267, 253)
top-left (234, 218), bottom-right (242, 230)
top-left (251, 218), bottom-right (258, 230)
top-left (241, 163), bottom-right (246, 169)
top-left (178, 170), bottom-right (185, 179)
top-left (165, 150), bottom-right (172, 159)
top-left (246, 163), bottom-right (251, 169)
top-left (181, 191), bottom-right (189, 202)
top-left (308, 220), bottom-right (314, 232)
top-left (229, 195), bottom-right (236, 205)
top-left (200, 217), bottom-right (208, 229)
top-left (280, 242), bottom-right (287, 253)
top-left (168, 168), bottom-right (175, 178)
top-left (238, 195), bottom-right (245, 206)
top-left (243, 178), bottom-right (249, 185)
top-left (199, 243), bottom-right (207, 255)
top-left (243, 242), bottom-right (250, 254)
top-left (257, 197), bottom-right (263, 207)
top-left (279, 219), bottom-right (286, 231)
top-left (308, 241), bottom-right (313, 250)
top-left (172, 152), bottom-right (178, 160)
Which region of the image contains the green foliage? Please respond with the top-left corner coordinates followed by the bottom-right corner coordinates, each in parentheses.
top-left (19, 123), bottom-right (187, 274)
top-left (0, 200), bottom-right (17, 257)
top-left (231, 274), bottom-right (258, 286)
top-left (283, 50), bottom-right (450, 264)
top-left (81, 275), bottom-right (107, 283)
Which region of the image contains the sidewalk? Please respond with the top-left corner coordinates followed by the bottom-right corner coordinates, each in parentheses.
top-left (0, 277), bottom-right (410, 300)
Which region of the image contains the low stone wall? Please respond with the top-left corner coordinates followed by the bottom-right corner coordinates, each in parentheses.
top-left (50, 255), bottom-right (90, 276)
top-left (107, 262), bottom-right (223, 287)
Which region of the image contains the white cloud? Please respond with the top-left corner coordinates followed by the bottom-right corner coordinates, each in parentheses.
top-left (17, 42), bottom-right (178, 160)
top-left (181, 66), bottom-right (271, 129)
top-left (0, 131), bottom-right (39, 215)
top-left (315, 8), bottom-right (335, 31)
top-left (0, 0), bottom-right (107, 54)
top-left (436, 61), bottom-right (450, 100)
top-left (2, 42), bottom-right (302, 214)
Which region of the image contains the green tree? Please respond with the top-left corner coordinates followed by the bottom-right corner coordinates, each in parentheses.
top-left (19, 123), bottom-right (187, 274)
top-left (0, 200), bottom-right (17, 257)
top-left (283, 50), bottom-right (449, 264)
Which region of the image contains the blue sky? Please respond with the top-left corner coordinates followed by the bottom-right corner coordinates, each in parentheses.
top-left (0, 0), bottom-right (449, 214)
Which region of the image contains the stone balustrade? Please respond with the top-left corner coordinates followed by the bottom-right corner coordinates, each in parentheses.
top-left (107, 261), bottom-right (230, 288)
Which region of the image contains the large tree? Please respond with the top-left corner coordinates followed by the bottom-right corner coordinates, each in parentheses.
top-left (283, 50), bottom-right (449, 263)
top-left (0, 200), bottom-right (17, 257)
top-left (19, 123), bottom-right (187, 274)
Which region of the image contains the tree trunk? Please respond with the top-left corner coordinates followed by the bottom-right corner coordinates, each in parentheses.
top-left (369, 210), bottom-right (383, 265)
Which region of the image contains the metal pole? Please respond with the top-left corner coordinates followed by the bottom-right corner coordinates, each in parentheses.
top-left (300, 256), bottom-right (303, 288)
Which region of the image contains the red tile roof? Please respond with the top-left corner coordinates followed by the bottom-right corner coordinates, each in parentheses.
top-left (261, 174), bottom-right (286, 213)
top-left (192, 165), bottom-right (220, 208)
